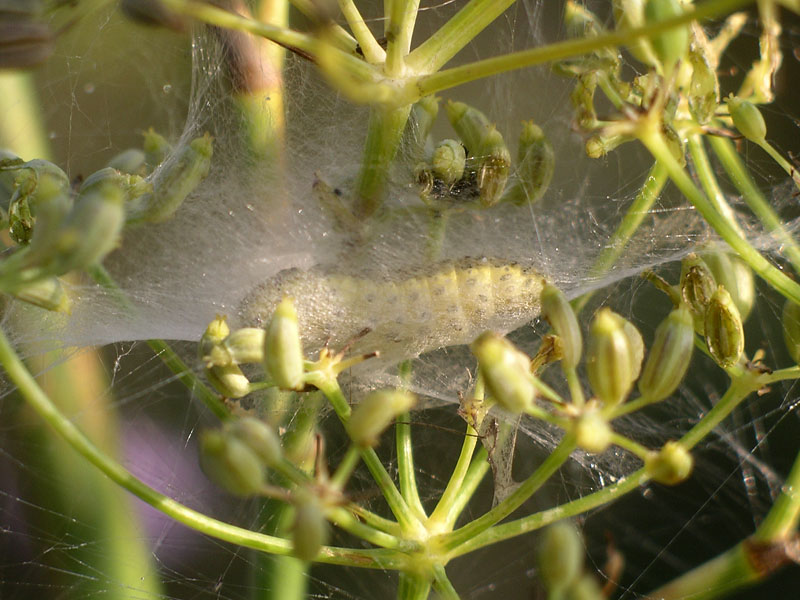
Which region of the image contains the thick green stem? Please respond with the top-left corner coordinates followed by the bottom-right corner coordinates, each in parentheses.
top-left (431, 565), bottom-right (460, 599)
top-left (338, 0), bottom-right (385, 63)
top-left (397, 572), bottom-right (432, 600)
top-left (385, 0), bottom-right (420, 77)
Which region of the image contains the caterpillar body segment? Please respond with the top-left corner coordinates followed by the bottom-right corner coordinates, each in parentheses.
top-left (238, 258), bottom-right (545, 363)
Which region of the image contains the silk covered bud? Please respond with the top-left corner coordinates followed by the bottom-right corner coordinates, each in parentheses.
top-left (645, 441), bottom-right (693, 485)
top-left (143, 127), bottom-right (172, 169)
top-left (726, 95), bottom-right (767, 143)
top-left (80, 167), bottom-right (152, 209)
top-left (444, 100), bottom-right (492, 157)
top-left (504, 121), bottom-right (555, 206)
top-left (264, 297), bottom-right (305, 391)
top-left (587, 309), bottom-right (638, 407)
top-left (12, 277), bottom-right (71, 313)
top-left (704, 286), bottom-right (744, 368)
top-left (292, 497), bottom-right (329, 561)
top-left (431, 139), bottom-right (466, 186)
top-left (229, 417), bottom-right (282, 468)
top-left (223, 328), bottom-right (266, 365)
top-left (688, 45), bottom-right (719, 124)
top-left (538, 521), bottom-right (584, 592)
top-left (782, 300), bottom-right (800, 364)
top-left (106, 148), bottom-right (146, 175)
top-left (200, 430), bottom-right (265, 496)
top-left (471, 332), bottom-right (535, 414)
top-left (7, 159), bottom-right (71, 246)
top-left (638, 305), bottom-right (693, 402)
top-left (573, 410), bottom-right (612, 454)
top-left (702, 247), bottom-right (755, 322)
top-left (541, 283), bottom-right (582, 369)
top-left (643, 0), bottom-right (689, 71)
top-left (622, 317), bottom-right (645, 381)
top-left (347, 389), bottom-right (416, 447)
top-left (680, 253), bottom-right (716, 334)
top-left (476, 126), bottom-right (511, 207)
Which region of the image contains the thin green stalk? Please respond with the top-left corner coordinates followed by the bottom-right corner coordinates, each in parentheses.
top-left (289, 0), bottom-right (357, 51)
top-left (610, 433), bottom-right (651, 461)
top-left (438, 434), bottom-right (577, 552)
top-left (755, 138), bottom-right (800, 190)
top-left (396, 410), bottom-right (427, 520)
top-left (428, 423), bottom-right (479, 530)
top-left (753, 446), bottom-right (800, 542)
top-left (707, 134), bottom-right (800, 273)
top-left (326, 507), bottom-right (412, 550)
top-left (446, 446), bottom-right (490, 530)
top-left (411, 0), bottom-right (751, 96)
top-left (331, 444), bottom-right (361, 489)
top-left (338, 0), bottom-right (386, 63)
top-left (0, 325), bottom-right (404, 569)
top-left (431, 565), bottom-right (460, 599)
top-left (397, 572), bottom-right (432, 600)
top-left (639, 126), bottom-right (800, 307)
top-left (385, 0), bottom-right (420, 77)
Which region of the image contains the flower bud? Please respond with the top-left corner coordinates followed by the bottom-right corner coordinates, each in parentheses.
top-left (573, 410), bottom-right (612, 454)
top-left (638, 305), bottom-right (693, 403)
top-left (622, 317), bottom-right (645, 381)
top-left (504, 121), bottom-right (555, 206)
top-left (264, 297), bottom-right (305, 391)
top-left (224, 328), bottom-right (266, 365)
top-left (680, 253), bottom-right (716, 334)
top-left (541, 283), bottom-right (582, 369)
top-left (206, 364), bottom-right (252, 399)
top-left (292, 498), bottom-right (328, 561)
top-left (143, 127), bottom-right (172, 170)
top-left (444, 100), bottom-right (492, 157)
top-left (704, 286), bottom-right (744, 369)
top-left (80, 167), bottom-right (152, 208)
top-left (229, 417), bottom-right (282, 468)
top-left (701, 248), bottom-right (755, 322)
top-left (106, 148), bottom-right (146, 175)
top-left (12, 277), bottom-right (71, 313)
top-left (347, 389), bottom-right (416, 447)
top-left (587, 309), bottom-right (637, 407)
top-left (200, 430), bottom-right (265, 496)
top-left (431, 139), bottom-right (466, 186)
top-left (7, 160), bottom-right (71, 246)
top-left (645, 441), bottom-right (693, 485)
top-left (476, 126), bottom-right (511, 207)
top-left (643, 0), bottom-right (689, 71)
top-left (471, 331), bottom-right (535, 414)
top-left (585, 133), bottom-right (628, 158)
top-left (726, 95), bottom-right (767, 143)
top-left (538, 521), bottom-right (584, 592)
top-left (782, 300), bottom-right (800, 364)
top-left (688, 46), bottom-right (719, 124)
top-left (200, 315), bottom-right (231, 357)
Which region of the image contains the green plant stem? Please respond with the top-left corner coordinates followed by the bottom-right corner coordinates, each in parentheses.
top-left (754, 446), bottom-right (800, 542)
top-left (438, 434), bottom-right (577, 553)
top-left (610, 433), bottom-right (651, 461)
top-left (707, 133), bottom-right (800, 273)
top-left (326, 506), bottom-right (413, 550)
top-left (289, 0), bottom-right (357, 50)
top-left (385, 0), bottom-right (420, 77)
top-left (0, 324), bottom-right (404, 569)
top-left (396, 411), bottom-right (427, 520)
top-left (338, 0), bottom-right (385, 63)
top-left (331, 444), bottom-right (361, 489)
top-left (756, 138), bottom-right (800, 190)
top-left (639, 125), bottom-right (800, 307)
top-left (397, 572), bottom-right (432, 600)
top-left (428, 423), bottom-right (479, 530)
top-left (405, 0), bottom-right (516, 73)
top-left (411, 0), bottom-right (751, 97)
top-left (564, 366), bottom-right (585, 407)
top-left (87, 264), bottom-right (229, 420)
top-left (431, 565), bottom-right (460, 599)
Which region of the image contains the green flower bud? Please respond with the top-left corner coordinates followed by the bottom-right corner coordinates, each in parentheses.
top-left (80, 167), bottom-right (152, 209)
top-left (701, 247), bottom-right (755, 322)
top-left (143, 127), bottom-right (172, 170)
top-left (200, 430), bottom-right (265, 496)
top-left (726, 95), bottom-right (767, 143)
top-left (782, 300), bottom-right (800, 364)
top-left (200, 315), bottom-right (230, 358)
top-left (680, 253), bottom-right (716, 334)
top-left (292, 498), bottom-right (329, 561)
top-left (224, 327), bottom-right (266, 365)
top-left (585, 133), bottom-right (628, 158)
top-left (704, 286), bottom-right (744, 369)
top-left (471, 331), bottom-right (535, 414)
top-left (504, 121), bottom-right (555, 205)
top-left (6, 160), bottom-right (71, 246)
top-left (645, 441), bottom-right (693, 485)
top-left (638, 305), bottom-right (694, 402)
top-left (573, 410), bottom-right (612, 454)
top-left (476, 126), bottom-right (511, 207)
top-left (643, 0), bottom-right (689, 71)
top-left (542, 283), bottom-right (582, 369)
top-left (444, 100), bottom-right (492, 157)
top-left (229, 417), bottom-right (282, 468)
top-left (264, 297), bottom-right (305, 391)
top-left (12, 277), bottom-right (71, 313)
top-left (107, 148), bottom-right (146, 175)
top-left (688, 45), bottom-right (719, 124)
top-left (587, 309), bottom-right (637, 407)
top-left (538, 521), bottom-right (584, 592)
top-left (431, 139), bottom-right (466, 186)
top-left (206, 364), bottom-right (252, 399)
top-left (347, 389), bottom-right (416, 447)
top-left (563, 573), bottom-right (605, 600)
top-left (622, 317), bottom-right (645, 381)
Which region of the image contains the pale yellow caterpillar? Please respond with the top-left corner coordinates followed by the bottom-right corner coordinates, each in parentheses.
top-left (238, 258), bottom-right (544, 363)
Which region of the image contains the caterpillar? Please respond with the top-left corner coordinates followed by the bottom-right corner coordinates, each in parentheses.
top-left (238, 258), bottom-right (545, 363)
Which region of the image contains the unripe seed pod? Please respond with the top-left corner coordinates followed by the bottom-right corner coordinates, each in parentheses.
top-left (587, 309), bottom-right (637, 407)
top-left (223, 328), bottom-right (266, 365)
top-left (200, 430), bottom-right (265, 496)
top-left (680, 254), bottom-right (716, 334)
top-left (704, 286), bottom-right (744, 369)
top-left (504, 121), bottom-right (555, 206)
top-left (622, 318), bottom-right (645, 381)
top-left (444, 100), bottom-right (492, 157)
top-left (471, 331), bottom-right (535, 414)
top-left (143, 127), bottom-right (172, 170)
top-left (229, 417), bottom-right (282, 468)
top-left (726, 95), bottom-right (767, 143)
top-left (643, 0), bottom-right (689, 71)
top-left (645, 441), bottom-right (693, 485)
top-left (538, 521), bottom-right (584, 592)
top-left (264, 297), bottom-right (305, 391)
top-left (206, 363), bottom-right (252, 399)
top-left (12, 277), bottom-right (71, 313)
top-left (782, 300), bottom-right (800, 364)
top-left (431, 139), bottom-right (466, 186)
top-left (292, 498), bottom-right (328, 561)
top-left (542, 283), bottom-right (582, 369)
top-left (347, 389), bottom-right (416, 447)
top-left (563, 573), bottom-right (605, 600)
top-left (476, 126), bottom-right (511, 207)
top-left (702, 248), bottom-right (755, 322)
top-left (638, 305), bottom-right (694, 402)
top-left (107, 148), bottom-right (146, 175)
top-left (573, 410), bottom-right (612, 454)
